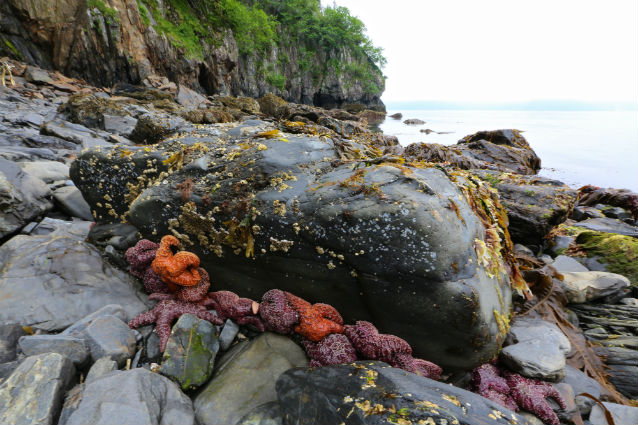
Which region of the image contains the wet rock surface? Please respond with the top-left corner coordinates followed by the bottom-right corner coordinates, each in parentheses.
top-left (0, 353), bottom-right (75, 425)
top-left (276, 361), bottom-right (534, 425)
top-left (0, 219), bottom-right (149, 331)
top-left (160, 313), bottom-right (220, 391)
top-left (65, 368), bottom-right (195, 425)
top-left (194, 333), bottom-right (307, 425)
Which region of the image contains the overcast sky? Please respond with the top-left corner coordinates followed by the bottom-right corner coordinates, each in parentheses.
top-left (321, 0), bottom-right (638, 104)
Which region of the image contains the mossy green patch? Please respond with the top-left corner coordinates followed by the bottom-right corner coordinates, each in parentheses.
top-left (576, 230), bottom-right (637, 285)
top-left (88, 0), bottom-right (120, 25)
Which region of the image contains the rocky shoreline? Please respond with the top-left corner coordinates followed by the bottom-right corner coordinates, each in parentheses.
top-left (1, 60), bottom-right (637, 425)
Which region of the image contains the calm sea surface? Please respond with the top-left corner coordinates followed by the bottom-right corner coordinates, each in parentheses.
top-left (379, 110), bottom-right (638, 191)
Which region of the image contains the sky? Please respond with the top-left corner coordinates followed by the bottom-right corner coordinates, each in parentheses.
top-left (321, 0), bottom-right (638, 105)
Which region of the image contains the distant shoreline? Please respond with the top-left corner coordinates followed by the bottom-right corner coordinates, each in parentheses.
top-left (384, 100), bottom-right (638, 111)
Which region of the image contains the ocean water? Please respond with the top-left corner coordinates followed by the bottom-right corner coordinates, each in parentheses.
top-left (379, 110), bottom-right (638, 191)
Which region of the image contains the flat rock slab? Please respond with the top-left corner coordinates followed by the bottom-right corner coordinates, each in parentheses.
top-left (276, 361), bottom-right (534, 425)
top-left (160, 314), bottom-right (219, 390)
top-left (18, 161), bottom-right (70, 184)
top-left (18, 334), bottom-right (89, 366)
top-left (194, 332), bottom-right (307, 425)
top-left (0, 157), bottom-right (53, 238)
top-left (65, 368), bottom-right (195, 425)
top-left (589, 402), bottom-right (638, 425)
top-left (573, 217), bottom-right (638, 238)
top-left (0, 323), bottom-right (26, 363)
top-left (0, 353), bottom-right (75, 425)
top-left (560, 271), bottom-right (630, 303)
top-left (52, 186), bottom-right (93, 221)
top-left (0, 226), bottom-right (149, 332)
top-left (551, 255), bottom-right (589, 273)
top-left (83, 315), bottom-right (136, 366)
top-left (502, 317), bottom-right (570, 381)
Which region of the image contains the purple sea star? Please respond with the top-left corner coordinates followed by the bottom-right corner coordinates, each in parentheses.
top-left (125, 239), bottom-right (158, 278)
top-left (128, 299), bottom-right (223, 352)
top-left (344, 321), bottom-right (442, 380)
top-left (505, 371), bottom-right (567, 425)
top-left (471, 363), bottom-right (518, 411)
top-left (207, 290), bottom-right (265, 331)
top-left (258, 289), bottom-right (299, 334)
top-left (302, 333), bottom-right (358, 367)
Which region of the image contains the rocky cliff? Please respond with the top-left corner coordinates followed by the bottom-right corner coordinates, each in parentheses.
top-left (0, 0), bottom-right (385, 110)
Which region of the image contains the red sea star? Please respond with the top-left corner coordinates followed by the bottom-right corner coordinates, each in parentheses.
top-left (128, 299), bottom-right (223, 352)
top-left (207, 290), bottom-right (265, 331)
top-left (148, 268), bottom-right (211, 303)
top-left (284, 292), bottom-right (343, 342)
top-left (151, 235), bottom-right (201, 289)
top-left (344, 321), bottom-right (442, 380)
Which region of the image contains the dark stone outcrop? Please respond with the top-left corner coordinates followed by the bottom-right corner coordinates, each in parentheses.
top-left (71, 118), bottom-right (517, 370)
top-left (276, 361), bottom-right (534, 425)
top-left (404, 129), bottom-right (541, 175)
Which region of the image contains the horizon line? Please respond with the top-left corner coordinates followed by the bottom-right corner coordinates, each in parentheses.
top-left (382, 99), bottom-right (638, 111)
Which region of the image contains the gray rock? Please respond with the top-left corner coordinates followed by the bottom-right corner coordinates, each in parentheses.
top-left (582, 256), bottom-right (609, 272)
top-left (176, 85), bottom-right (207, 108)
top-left (146, 332), bottom-right (161, 360)
top-left (237, 402), bottom-right (283, 425)
top-left (0, 353), bottom-right (75, 425)
top-left (602, 206), bottom-right (632, 221)
top-left (561, 365), bottom-right (602, 415)
top-left (0, 360), bottom-right (20, 380)
top-left (194, 333), bottom-right (308, 425)
top-left (83, 316), bottom-right (136, 366)
top-left (52, 186), bottom-right (93, 220)
top-left (0, 157), bottom-right (53, 238)
top-left (18, 334), bottom-right (89, 366)
top-left (573, 217), bottom-right (638, 238)
top-left (219, 319), bottom-right (239, 351)
top-left (103, 114), bottom-right (138, 137)
top-left (502, 317), bottom-right (570, 381)
top-left (517, 412), bottom-right (545, 425)
top-left (65, 368), bottom-right (195, 425)
top-left (0, 323), bottom-right (26, 363)
top-left (589, 402), bottom-right (638, 425)
top-left (605, 365), bottom-right (638, 400)
top-left (514, 244), bottom-right (534, 256)
top-left (41, 120), bottom-right (108, 148)
top-left (0, 229), bottom-right (149, 332)
top-left (24, 66), bottom-right (53, 84)
top-left (552, 255), bottom-right (589, 273)
top-left (29, 216), bottom-right (92, 237)
top-left (85, 357), bottom-right (117, 384)
top-left (276, 361), bottom-right (534, 425)
top-left (501, 340), bottom-right (567, 382)
top-left (62, 304), bottom-right (128, 337)
top-left (403, 118), bottom-right (425, 124)
top-left (560, 271), bottom-right (630, 303)
top-left (572, 206), bottom-right (605, 221)
top-left (57, 384), bottom-right (83, 425)
top-left (551, 382), bottom-right (578, 421)
top-left (18, 160), bottom-right (70, 183)
top-left (129, 113), bottom-right (189, 144)
top-left (160, 314), bottom-right (219, 391)
top-left (548, 235), bottom-right (575, 256)
top-left (619, 298), bottom-right (638, 307)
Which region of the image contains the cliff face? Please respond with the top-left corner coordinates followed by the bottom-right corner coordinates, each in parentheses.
top-left (0, 0), bottom-right (385, 110)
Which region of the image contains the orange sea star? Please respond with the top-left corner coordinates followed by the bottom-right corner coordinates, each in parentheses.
top-left (151, 235), bottom-right (201, 289)
top-left (284, 292), bottom-right (343, 342)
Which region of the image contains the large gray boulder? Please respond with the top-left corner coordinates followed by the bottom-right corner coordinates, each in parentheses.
top-left (0, 353), bottom-right (75, 425)
top-left (0, 157), bottom-right (53, 238)
top-left (0, 219), bottom-right (149, 331)
top-left (194, 333), bottom-right (307, 425)
top-left (65, 368), bottom-right (195, 425)
top-left (70, 120), bottom-right (518, 369)
top-left (276, 361), bottom-right (534, 425)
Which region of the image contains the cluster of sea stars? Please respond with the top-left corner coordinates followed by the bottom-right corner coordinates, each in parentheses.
top-left (125, 237), bottom-right (441, 379)
top-left (471, 363), bottom-right (567, 425)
